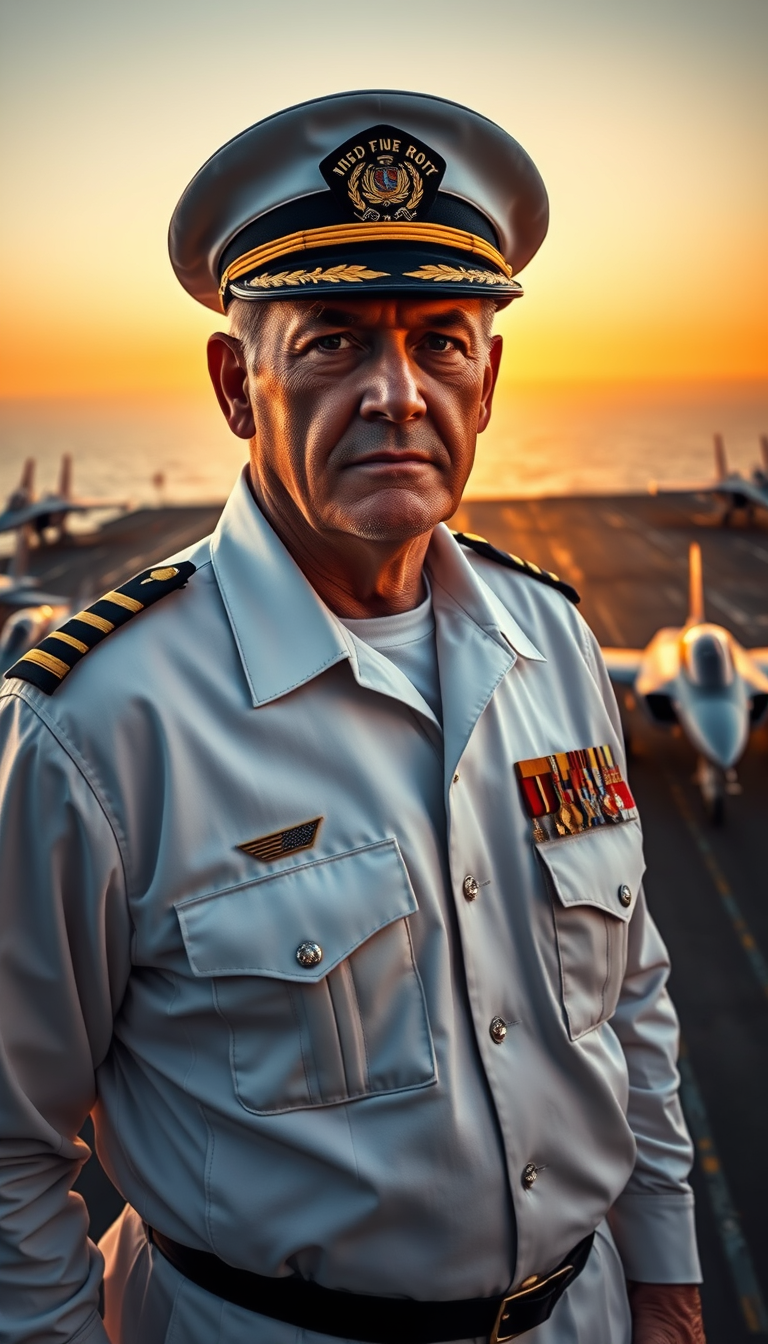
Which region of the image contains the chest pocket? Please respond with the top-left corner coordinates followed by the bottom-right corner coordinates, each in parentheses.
top-left (175, 838), bottom-right (436, 1114)
top-left (536, 820), bottom-right (646, 1041)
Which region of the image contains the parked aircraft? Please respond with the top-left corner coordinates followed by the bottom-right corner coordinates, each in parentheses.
top-left (0, 526), bottom-right (72, 611)
top-left (649, 434), bottom-right (768, 523)
top-left (0, 455), bottom-right (128, 541)
top-left (602, 542), bottom-right (768, 823)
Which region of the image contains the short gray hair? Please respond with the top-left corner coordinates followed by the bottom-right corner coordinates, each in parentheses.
top-left (228, 295), bottom-right (497, 369)
top-left (228, 298), bottom-right (271, 369)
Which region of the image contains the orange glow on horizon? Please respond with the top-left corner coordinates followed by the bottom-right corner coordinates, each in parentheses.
top-left (1, 1), bottom-right (766, 399)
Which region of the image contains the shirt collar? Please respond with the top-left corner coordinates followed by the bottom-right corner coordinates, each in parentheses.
top-left (426, 524), bottom-right (546, 664)
top-left (210, 470), bottom-right (544, 708)
top-left (210, 469), bottom-right (350, 706)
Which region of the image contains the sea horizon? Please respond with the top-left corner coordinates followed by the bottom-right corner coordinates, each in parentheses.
top-left (1, 377), bottom-right (766, 517)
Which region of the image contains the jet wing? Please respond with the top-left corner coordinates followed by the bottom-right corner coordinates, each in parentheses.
top-left (724, 478), bottom-right (768, 509)
top-left (0, 497), bottom-right (127, 533)
top-left (648, 478), bottom-right (768, 509)
top-left (747, 649), bottom-right (768, 680)
top-left (0, 591), bottom-right (70, 607)
top-left (0, 588), bottom-right (72, 608)
top-left (649, 479), bottom-right (718, 496)
top-left (600, 649), bottom-right (644, 684)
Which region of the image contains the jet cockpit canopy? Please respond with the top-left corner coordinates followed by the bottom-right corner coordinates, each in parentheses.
top-left (681, 625), bottom-right (735, 689)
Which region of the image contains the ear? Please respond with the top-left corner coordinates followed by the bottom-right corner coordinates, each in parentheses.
top-left (477, 334), bottom-right (503, 435)
top-left (207, 333), bottom-right (256, 439)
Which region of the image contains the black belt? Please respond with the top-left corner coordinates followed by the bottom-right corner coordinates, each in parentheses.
top-left (148, 1225), bottom-right (594, 1343)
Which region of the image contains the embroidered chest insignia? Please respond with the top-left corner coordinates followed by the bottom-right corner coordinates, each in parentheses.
top-left (320, 124), bottom-right (446, 223)
top-left (3, 562), bottom-right (197, 695)
top-left (516, 746), bottom-right (637, 843)
top-left (238, 818), bottom-right (323, 863)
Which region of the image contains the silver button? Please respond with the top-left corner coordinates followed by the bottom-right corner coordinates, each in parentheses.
top-left (296, 941), bottom-right (323, 968)
top-left (463, 874), bottom-right (480, 902)
top-left (490, 1016), bottom-right (507, 1044)
top-left (618, 884), bottom-right (632, 908)
top-left (522, 1162), bottom-right (539, 1189)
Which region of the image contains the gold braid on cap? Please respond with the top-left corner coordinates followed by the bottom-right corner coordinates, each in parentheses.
top-left (219, 221), bottom-right (512, 307)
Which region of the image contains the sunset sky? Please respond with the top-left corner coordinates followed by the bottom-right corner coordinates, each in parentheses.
top-left (1, 0), bottom-right (766, 397)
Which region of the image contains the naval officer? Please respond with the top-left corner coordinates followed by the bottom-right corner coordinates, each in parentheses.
top-left (0, 91), bottom-right (705, 1343)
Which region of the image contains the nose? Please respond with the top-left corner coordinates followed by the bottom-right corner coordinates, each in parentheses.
top-left (358, 339), bottom-right (427, 423)
top-left (684, 697), bottom-right (749, 768)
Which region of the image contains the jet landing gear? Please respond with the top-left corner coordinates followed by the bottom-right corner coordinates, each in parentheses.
top-left (695, 757), bottom-right (725, 825)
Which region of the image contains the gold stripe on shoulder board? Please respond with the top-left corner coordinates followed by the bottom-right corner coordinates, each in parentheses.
top-left (3, 560), bottom-right (197, 696)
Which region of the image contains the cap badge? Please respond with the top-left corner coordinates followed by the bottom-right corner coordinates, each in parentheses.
top-left (320, 124), bottom-right (446, 223)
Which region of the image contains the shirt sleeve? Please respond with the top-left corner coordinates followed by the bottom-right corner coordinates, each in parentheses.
top-left (579, 621), bottom-right (701, 1283)
top-left (0, 690), bottom-right (131, 1343)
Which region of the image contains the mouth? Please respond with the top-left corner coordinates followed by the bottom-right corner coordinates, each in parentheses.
top-left (346, 450), bottom-right (437, 469)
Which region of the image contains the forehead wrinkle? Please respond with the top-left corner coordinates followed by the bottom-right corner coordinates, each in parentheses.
top-left (300, 303), bottom-right (483, 332)
top-left (417, 308), bottom-right (478, 330)
top-left (310, 307), bottom-right (363, 327)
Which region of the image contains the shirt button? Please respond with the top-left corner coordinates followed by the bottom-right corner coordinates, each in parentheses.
top-left (463, 874), bottom-right (480, 902)
top-left (453, 773), bottom-right (460, 784)
top-left (618, 884), bottom-right (632, 907)
top-left (522, 1163), bottom-right (539, 1189)
top-left (489, 1016), bottom-right (507, 1044)
top-left (296, 941), bottom-right (323, 968)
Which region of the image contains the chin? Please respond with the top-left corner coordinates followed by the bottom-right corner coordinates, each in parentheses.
top-left (338, 486), bottom-right (453, 542)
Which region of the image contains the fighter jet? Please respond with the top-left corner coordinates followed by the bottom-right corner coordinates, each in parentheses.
top-left (0, 455), bottom-right (128, 542)
top-left (0, 525), bottom-right (73, 611)
top-left (602, 542), bottom-right (768, 823)
top-left (649, 434), bottom-right (768, 524)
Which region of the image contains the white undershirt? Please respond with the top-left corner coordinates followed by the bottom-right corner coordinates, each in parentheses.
top-left (338, 578), bottom-right (443, 726)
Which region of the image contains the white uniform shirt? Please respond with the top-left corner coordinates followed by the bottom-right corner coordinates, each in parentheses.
top-left (0, 470), bottom-right (699, 1344)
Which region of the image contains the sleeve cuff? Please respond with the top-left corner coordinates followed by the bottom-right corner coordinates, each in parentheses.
top-left (608, 1192), bottom-right (702, 1283)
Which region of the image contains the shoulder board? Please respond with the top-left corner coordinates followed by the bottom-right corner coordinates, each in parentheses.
top-left (452, 531), bottom-right (580, 605)
top-left (3, 561), bottom-right (197, 696)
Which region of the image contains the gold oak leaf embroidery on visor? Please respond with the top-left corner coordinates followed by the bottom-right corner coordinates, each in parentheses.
top-left (404, 264), bottom-right (511, 287)
top-left (237, 818), bottom-right (323, 862)
top-left (244, 265), bottom-right (389, 290)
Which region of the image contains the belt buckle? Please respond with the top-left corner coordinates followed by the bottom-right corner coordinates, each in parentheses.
top-left (489, 1263), bottom-right (574, 1344)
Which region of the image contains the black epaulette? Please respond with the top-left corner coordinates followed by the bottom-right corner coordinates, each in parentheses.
top-left (453, 531), bottom-right (580, 605)
top-left (4, 561), bottom-right (196, 696)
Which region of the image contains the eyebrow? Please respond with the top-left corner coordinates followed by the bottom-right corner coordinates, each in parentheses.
top-left (307, 306), bottom-right (478, 330)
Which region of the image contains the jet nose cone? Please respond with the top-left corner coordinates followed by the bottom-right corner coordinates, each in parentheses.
top-left (687, 698), bottom-right (748, 768)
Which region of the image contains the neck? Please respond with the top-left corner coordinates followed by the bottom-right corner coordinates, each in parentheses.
top-left (248, 473), bottom-right (431, 618)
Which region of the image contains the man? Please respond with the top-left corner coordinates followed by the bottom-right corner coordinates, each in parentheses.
top-left (0, 91), bottom-right (705, 1342)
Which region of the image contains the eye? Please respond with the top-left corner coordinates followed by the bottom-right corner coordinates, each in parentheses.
top-left (423, 333), bottom-right (456, 352)
top-left (313, 334), bottom-right (348, 351)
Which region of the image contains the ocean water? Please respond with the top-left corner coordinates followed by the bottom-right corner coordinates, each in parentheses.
top-left (0, 380), bottom-right (766, 518)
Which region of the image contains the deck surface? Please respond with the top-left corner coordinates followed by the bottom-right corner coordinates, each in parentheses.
top-left (10, 494), bottom-right (768, 1342)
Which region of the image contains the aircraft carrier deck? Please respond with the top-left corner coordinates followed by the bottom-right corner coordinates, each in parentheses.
top-left (4, 492), bottom-right (767, 1342)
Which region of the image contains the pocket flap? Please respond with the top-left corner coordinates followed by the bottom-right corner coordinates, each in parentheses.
top-left (176, 839), bottom-right (417, 982)
top-left (536, 820), bottom-right (646, 923)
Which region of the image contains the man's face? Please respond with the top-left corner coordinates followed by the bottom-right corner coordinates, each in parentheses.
top-left (238, 296), bottom-right (502, 545)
